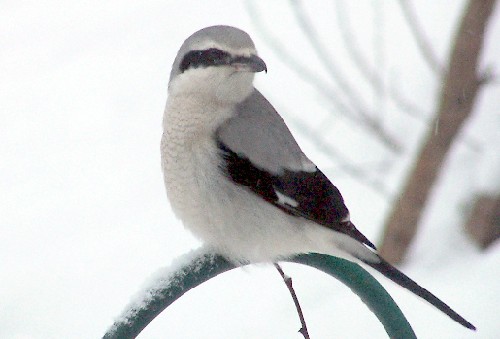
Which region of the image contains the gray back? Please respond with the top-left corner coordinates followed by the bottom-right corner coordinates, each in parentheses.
top-left (217, 90), bottom-right (312, 174)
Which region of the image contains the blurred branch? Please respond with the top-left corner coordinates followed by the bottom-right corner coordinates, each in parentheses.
top-left (372, 0), bottom-right (386, 128)
top-left (289, 0), bottom-right (402, 152)
top-left (464, 194), bottom-right (500, 249)
top-left (288, 1), bottom-right (369, 117)
top-left (397, 0), bottom-right (443, 75)
top-left (284, 112), bottom-right (391, 197)
top-left (380, 0), bottom-right (497, 264)
top-left (246, 0), bottom-right (402, 153)
top-left (334, 0), bottom-right (428, 121)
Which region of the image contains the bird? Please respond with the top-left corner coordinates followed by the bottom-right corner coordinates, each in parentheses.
top-left (160, 25), bottom-right (475, 331)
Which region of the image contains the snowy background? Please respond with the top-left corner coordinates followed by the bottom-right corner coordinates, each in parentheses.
top-left (1, 1), bottom-right (499, 338)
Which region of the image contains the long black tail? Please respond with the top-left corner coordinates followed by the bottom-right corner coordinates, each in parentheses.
top-left (363, 257), bottom-right (476, 330)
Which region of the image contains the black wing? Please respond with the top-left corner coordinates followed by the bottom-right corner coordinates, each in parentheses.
top-left (217, 140), bottom-right (376, 250)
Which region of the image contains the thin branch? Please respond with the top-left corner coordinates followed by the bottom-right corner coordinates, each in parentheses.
top-left (289, 0), bottom-right (402, 152)
top-left (284, 112), bottom-right (391, 197)
top-left (334, 1), bottom-right (427, 121)
top-left (336, 0), bottom-right (482, 157)
top-left (289, 1), bottom-right (368, 115)
top-left (387, 82), bottom-right (430, 121)
top-left (274, 263), bottom-right (310, 339)
top-left (246, 0), bottom-right (402, 153)
top-left (372, 1), bottom-right (388, 142)
top-left (398, 0), bottom-right (443, 75)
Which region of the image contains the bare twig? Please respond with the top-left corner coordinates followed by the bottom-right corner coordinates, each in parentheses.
top-left (338, 0), bottom-right (486, 154)
top-left (246, 0), bottom-right (402, 153)
top-left (274, 263), bottom-right (310, 339)
top-left (334, 1), bottom-right (427, 121)
top-left (289, 1), bottom-right (368, 114)
top-left (398, 0), bottom-right (443, 75)
top-left (289, 0), bottom-right (403, 152)
top-left (284, 112), bottom-right (391, 197)
top-left (372, 0), bottom-right (386, 127)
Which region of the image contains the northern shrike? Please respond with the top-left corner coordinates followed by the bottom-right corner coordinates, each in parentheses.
top-left (161, 25), bottom-right (474, 330)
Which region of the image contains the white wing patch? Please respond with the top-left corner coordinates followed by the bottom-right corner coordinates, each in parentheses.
top-left (341, 212), bottom-right (350, 222)
top-left (300, 158), bottom-right (317, 173)
top-left (274, 190), bottom-right (299, 208)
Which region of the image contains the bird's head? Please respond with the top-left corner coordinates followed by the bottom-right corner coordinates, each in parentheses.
top-left (168, 26), bottom-right (267, 104)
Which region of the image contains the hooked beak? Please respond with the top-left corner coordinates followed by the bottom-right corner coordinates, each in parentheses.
top-left (230, 54), bottom-right (267, 73)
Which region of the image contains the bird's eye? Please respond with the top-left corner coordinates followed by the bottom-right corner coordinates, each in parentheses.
top-left (179, 48), bottom-right (231, 73)
top-left (205, 48), bottom-right (229, 64)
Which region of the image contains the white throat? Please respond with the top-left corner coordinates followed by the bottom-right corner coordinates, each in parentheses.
top-left (168, 66), bottom-right (255, 105)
